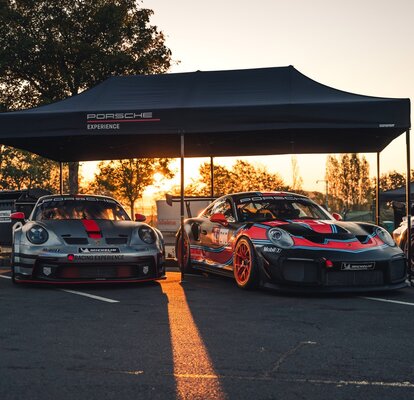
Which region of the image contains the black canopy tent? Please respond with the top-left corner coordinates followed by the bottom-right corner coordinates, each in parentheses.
top-left (381, 183), bottom-right (414, 203)
top-left (0, 66), bottom-right (409, 160)
top-left (0, 66), bottom-right (410, 275)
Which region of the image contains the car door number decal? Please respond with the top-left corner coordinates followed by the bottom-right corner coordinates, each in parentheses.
top-left (212, 227), bottom-right (229, 245)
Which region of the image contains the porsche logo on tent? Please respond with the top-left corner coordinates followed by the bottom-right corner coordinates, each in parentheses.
top-left (86, 111), bottom-right (160, 130)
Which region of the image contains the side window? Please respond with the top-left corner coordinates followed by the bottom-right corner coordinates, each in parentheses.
top-left (212, 199), bottom-right (235, 223)
top-left (201, 204), bottom-right (214, 218)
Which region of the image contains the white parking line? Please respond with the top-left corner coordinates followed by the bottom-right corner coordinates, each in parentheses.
top-left (361, 296), bottom-right (414, 307)
top-left (61, 289), bottom-right (119, 303)
top-left (0, 275), bottom-right (11, 280)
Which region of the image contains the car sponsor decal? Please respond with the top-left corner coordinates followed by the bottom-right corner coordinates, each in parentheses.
top-left (81, 220), bottom-right (102, 239)
top-left (341, 262), bottom-right (375, 271)
top-left (238, 196), bottom-right (302, 203)
top-left (79, 247), bottom-right (120, 253)
top-left (262, 246), bottom-right (282, 253)
top-left (73, 254), bottom-right (125, 261)
top-left (212, 227), bottom-right (229, 245)
top-left (0, 209), bottom-right (11, 223)
top-left (42, 248), bottom-right (61, 253)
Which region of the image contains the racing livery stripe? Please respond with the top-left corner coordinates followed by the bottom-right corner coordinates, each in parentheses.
top-left (291, 235), bottom-right (361, 244)
top-left (190, 244), bottom-right (227, 253)
top-left (288, 244), bottom-right (389, 253)
top-left (81, 220), bottom-right (102, 239)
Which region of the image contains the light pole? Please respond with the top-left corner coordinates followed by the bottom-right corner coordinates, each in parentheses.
top-left (316, 179), bottom-right (329, 211)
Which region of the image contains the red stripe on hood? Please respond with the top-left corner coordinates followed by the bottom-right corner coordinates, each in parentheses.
top-left (81, 219), bottom-right (102, 239)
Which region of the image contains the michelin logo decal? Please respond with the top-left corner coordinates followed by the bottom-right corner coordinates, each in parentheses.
top-left (79, 247), bottom-right (120, 253)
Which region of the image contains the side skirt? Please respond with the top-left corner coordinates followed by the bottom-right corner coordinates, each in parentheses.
top-left (192, 262), bottom-right (234, 278)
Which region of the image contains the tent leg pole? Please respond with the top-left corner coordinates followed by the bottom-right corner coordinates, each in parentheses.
top-left (406, 129), bottom-right (412, 282)
top-left (210, 156), bottom-right (214, 197)
top-left (180, 133), bottom-right (185, 282)
top-left (376, 152), bottom-right (380, 226)
top-left (59, 162), bottom-right (63, 195)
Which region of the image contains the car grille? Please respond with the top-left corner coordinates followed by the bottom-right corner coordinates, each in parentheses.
top-left (282, 260), bottom-right (319, 283)
top-left (35, 258), bottom-right (156, 280)
top-left (326, 270), bottom-right (383, 286)
top-left (106, 237), bottom-right (128, 245)
top-left (389, 258), bottom-right (407, 282)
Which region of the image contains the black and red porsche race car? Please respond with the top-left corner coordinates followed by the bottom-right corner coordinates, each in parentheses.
top-left (176, 191), bottom-right (407, 292)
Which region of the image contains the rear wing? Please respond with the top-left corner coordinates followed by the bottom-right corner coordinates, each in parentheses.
top-left (165, 194), bottom-right (217, 218)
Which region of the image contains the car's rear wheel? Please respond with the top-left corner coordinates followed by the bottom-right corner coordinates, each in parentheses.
top-left (404, 233), bottom-right (414, 273)
top-left (176, 231), bottom-right (194, 273)
top-left (233, 238), bottom-right (259, 290)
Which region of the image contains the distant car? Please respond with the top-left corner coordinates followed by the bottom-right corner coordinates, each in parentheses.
top-left (176, 191), bottom-right (407, 292)
top-left (392, 217), bottom-right (414, 272)
top-left (11, 194), bottom-right (165, 284)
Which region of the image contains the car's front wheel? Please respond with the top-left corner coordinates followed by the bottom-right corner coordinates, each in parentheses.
top-left (10, 251), bottom-right (18, 284)
top-left (233, 238), bottom-right (260, 290)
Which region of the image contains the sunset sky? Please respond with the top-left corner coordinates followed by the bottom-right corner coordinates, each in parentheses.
top-left (82, 0), bottom-right (414, 191)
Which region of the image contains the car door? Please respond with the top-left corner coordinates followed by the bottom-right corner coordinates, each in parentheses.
top-left (202, 197), bottom-right (237, 270)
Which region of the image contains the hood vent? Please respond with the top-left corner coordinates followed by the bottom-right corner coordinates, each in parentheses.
top-left (302, 233), bottom-right (355, 244)
top-left (63, 237), bottom-right (89, 245)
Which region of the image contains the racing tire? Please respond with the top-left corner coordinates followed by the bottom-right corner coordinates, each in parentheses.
top-left (176, 231), bottom-right (194, 273)
top-left (10, 252), bottom-right (18, 284)
top-left (233, 237), bottom-right (260, 290)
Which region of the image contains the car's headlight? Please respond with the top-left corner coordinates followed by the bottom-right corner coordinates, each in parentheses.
top-left (26, 225), bottom-right (49, 244)
top-left (376, 227), bottom-right (396, 247)
top-left (267, 228), bottom-right (294, 248)
top-left (138, 227), bottom-right (156, 244)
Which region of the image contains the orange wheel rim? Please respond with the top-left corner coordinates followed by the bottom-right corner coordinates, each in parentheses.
top-left (234, 242), bottom-right (251, 285)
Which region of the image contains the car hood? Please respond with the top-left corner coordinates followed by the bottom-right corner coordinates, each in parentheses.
top-left (259, 219), bottom-right (378, 241)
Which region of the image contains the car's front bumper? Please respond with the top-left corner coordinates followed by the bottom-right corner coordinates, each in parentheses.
top-left (13, 248), bottom-right (165, 283)
top-left (257, 245), bottom-right (408, 293)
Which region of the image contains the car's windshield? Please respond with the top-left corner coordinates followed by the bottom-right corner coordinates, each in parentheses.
top-left (236, 196), bottom-right (331, 222)
top-left (32, 197), bottom-right (130, 221)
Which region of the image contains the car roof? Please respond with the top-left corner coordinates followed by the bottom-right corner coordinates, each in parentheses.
top-left (36, 194), bottom-right (119, 203)
top-left (219, 191), bottom-right (309, 202)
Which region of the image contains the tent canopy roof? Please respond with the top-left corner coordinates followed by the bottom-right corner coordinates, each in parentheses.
top-left (381, 182), bottom-right (414, 202)
top-left (0, 66), bottom-right (410, 161)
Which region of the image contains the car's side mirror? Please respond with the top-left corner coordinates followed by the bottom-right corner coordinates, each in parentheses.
top-left (332, 212), bottom-right (342, 221)
top-left (11, 212), bottom-right (25, 221)
top-left (210, 213), bottom-right (228, 226)
top-left (135, 213), bottom-right (146, 222)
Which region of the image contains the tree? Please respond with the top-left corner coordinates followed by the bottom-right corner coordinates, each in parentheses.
top-left (0, 145), bottom-right (56, 191)
top-left (185, 164), bottom-right (236, 196)
top-left (380, 170), bottom-right (406, 191)
top-left (291, 156), bottom-right (303, 192)
top-left (183, 160), bottom-right (287, 196)
top-left (0, 0), bottom-right (172, 192)
top-left (90, 158), bottom-right (173, 216)
top-left (325, 154), bottom-right (373, 213)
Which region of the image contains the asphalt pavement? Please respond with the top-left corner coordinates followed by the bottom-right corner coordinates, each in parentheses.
top-left (1, 268), bottom-right (414, 400)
